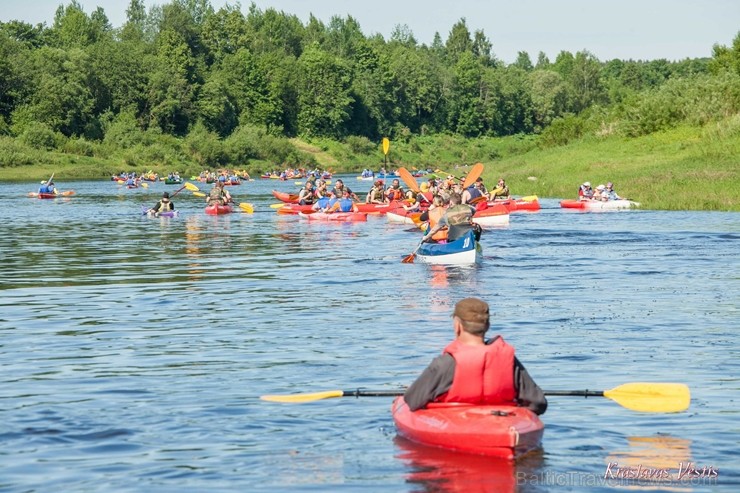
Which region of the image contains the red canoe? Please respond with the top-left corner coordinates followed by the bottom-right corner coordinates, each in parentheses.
top-left (276, 204), bottom-right (315, 215)
top-left (299, 212), bottom-right (368, 222)
top-left (205, 204), bottom-right (233, 215)
top-left (494, 198), bottom-right (541, 212)
top-left (392, 397), bottom-right (544, 459)
top-left (272, 190), bottom-right (300, 203)
top-left (354, 200), bottom-right (406, 214)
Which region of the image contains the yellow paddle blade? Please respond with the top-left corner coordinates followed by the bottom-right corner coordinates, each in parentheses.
top-left (294, 181), bottom-right (303, 185)
top-left (270, 203), bottom-right (286, 209)
top-left (239, 202), bottom-right (254, 213)
top-left (184, 182), bottom-right (200, 192)
top-left (604, 383), bottom-right (690, 413)
top-left (141, 182), bottom-right (148, 188)
top-left (193, 191), bottom-right (206, 197)
top-left (261, 390), bottom-right (345, 403)
top-left (521, 195), bottom-right (538, 202)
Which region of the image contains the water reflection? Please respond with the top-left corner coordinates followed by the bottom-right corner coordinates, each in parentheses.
top-left (604, 435), bottom-right (704, 490)
top-left (394, 436), bottom-right (544, 493)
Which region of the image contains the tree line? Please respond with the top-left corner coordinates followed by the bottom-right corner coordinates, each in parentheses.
top-left (0, 0), bottom-right (738, 168)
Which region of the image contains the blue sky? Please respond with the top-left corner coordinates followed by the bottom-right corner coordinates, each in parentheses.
top-left (1, 0), bottom-right (737, 63)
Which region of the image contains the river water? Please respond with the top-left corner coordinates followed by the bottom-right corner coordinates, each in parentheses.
top-left (1, 177), bottom-right (738, 492)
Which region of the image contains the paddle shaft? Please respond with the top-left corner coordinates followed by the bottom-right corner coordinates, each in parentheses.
top-left (337, 389), bottom-right (605, 398)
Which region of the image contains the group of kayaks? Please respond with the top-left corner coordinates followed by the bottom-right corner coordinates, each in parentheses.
top-left (270, 188), bottom-right (546, 266)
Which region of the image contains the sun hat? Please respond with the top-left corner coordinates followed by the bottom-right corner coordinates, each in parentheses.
top-left (597, 184), bottom-right (606, 191)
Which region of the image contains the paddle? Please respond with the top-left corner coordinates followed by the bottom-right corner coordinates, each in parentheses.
top-left (261, 382), bottom-right (690, 413)
top-left (462, 163), bottom-right (484, 188)
top-left (398, 167), bottom-right (421, 194)
top-left (270, 203), bottom-right (287, 209)
top-left (169, 182), bottom-right (198, 199)
top-left (401, 240), bottom-right (424, 264)
top-left (239, 202), bottom-right (254, 213)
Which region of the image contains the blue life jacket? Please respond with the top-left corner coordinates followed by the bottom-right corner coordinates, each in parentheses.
top-left (339, 198), bottom-right (354, 212)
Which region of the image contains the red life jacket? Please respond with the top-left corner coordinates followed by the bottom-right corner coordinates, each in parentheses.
top-left (387, 188), bottom-right (404, 201)
top-left (438, 336), bottom-right (517, 405)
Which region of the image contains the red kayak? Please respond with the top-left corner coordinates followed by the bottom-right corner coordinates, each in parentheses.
top-left (272, 190), bottom-right (299, 203)
top-left (392, 397), bottom-right (544, 459)
top-left (276, 203), bottom-right (316, 215)
top-left (299, 212), bottom-right (368, 222)
top-left (354, 200), bottom-right (406, 214)
top-left (494, 198), bottom-right (541, 212)
top-left (205, 203), bottom-right (233, 215)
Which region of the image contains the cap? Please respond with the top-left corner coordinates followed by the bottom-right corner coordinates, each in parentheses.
top-left (453, 298), bottom-right (490, 331)
top-left (420, 183), bottom-right (430, 191)
top-left (606, 182), bottom-right (613, 187)
top-left (447, 175), bottom-right (455, 180)
top-left (375, 179), bottom-right (383, 186)
top-left (583, 182), bottom-right (591, 187)
top-left (597, 184), bottom-right (606, 190)
top-left (162, 192), bottom-right (170, 198)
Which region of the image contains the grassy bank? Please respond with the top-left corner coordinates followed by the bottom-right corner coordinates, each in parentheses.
top-left (1, 120), bottom-right (738, 211)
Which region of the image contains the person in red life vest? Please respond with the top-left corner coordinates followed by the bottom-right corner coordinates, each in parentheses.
top-left (385, 178), bottom-right (405, 201)
top-left (403, 297), bottom-right (548, 415)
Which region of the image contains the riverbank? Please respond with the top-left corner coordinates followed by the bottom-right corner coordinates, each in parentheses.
top-left (2, 121), bottom-right (738, 211)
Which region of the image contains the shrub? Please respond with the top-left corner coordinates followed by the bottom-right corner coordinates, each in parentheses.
top-left (344, 135), bottom-right (375, 155)
top-left (19, 122), bottom-right (58, 150)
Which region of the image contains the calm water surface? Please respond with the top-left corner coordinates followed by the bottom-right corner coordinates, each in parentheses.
top-left (1, 177), bottom-right (738, 492)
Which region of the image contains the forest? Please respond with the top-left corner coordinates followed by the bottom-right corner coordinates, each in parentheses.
top-left (0, 0), bottom-right (739, 180)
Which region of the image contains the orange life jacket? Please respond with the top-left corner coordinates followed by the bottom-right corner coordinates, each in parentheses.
top-left (429, 207), bottom-right (448, 241)
top-left (438, 337), bottom-right (517, 405)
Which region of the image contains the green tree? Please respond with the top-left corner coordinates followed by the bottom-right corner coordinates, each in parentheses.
top-left (447, 51), bottom-right (484, 136)
top-left (445, 18), bottom-right (472, 63)
top-left (708, 31), bottom-right (740, 75)
top-left (148, 29), bottom-right (199, 135)
top-left (296, 46), bottom-right (353, 138)
top-left (17, 46), bottom-right (97, 137)
top-left (513, 51), bottom-right (533, 71)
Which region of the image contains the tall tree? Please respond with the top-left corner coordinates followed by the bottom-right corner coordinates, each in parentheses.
top-left (296, 45), bottom-right (353, 138)
top-left (447, 51), bottom-right (484, 136)
top-left (445, 18), bottom-right (472, 63)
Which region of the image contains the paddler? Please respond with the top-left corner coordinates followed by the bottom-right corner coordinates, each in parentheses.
top-left (148, 191), bottom-right (174, 216)
top-left (403, 297), bottom-right (548, 415)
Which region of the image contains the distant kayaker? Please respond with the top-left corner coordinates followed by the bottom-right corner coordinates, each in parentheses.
top-left (39, 181), bottom-right (56, 195)
top-left (385, 179), bottom-right (405, 202)
top-left (594, 184), bottom-right (608, 201)
top-left (604, 182), bottom-right (623, 201)
top-left (326, 189), bottom-right (359, 213)
top-left (489, 178), bottom-right (510, 200)
top-left (298, 181), bottom-right (316, 205)
top-left (422, 193), bottom-right (481, 243)
top-left (403, 297), bottom-right (548, 415)
top-left (578, 182), bottom-right (594, 200)
top-left (149, 192), bottom-right (174, 215)
top-left (461, 180), bottom-right (484, 205)
top-left (366, 180), bottom-right (386, 204)
top-left (332, 179), bottom-right (360, 201)
top-left (207, 181), bottom-right (231, 206)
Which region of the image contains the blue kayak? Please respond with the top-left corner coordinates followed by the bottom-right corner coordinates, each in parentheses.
top-left (416, 230), bottom-right (482, 265)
